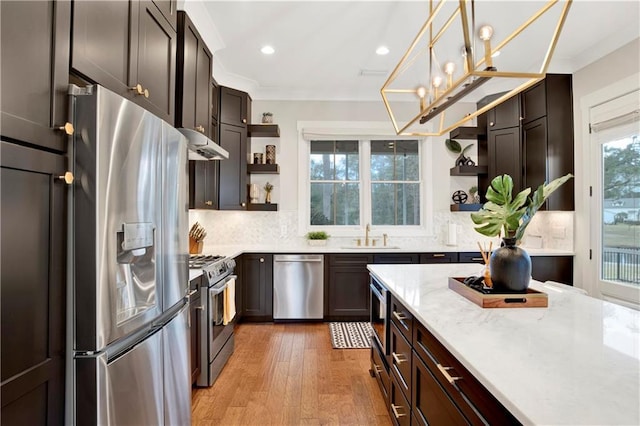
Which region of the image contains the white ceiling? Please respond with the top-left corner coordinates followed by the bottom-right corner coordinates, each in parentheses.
top-left (185, 1), bottom-right (640, 101)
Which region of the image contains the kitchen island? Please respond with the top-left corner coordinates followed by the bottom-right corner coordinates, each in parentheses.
top-left (367, 263), bottom-right (640, 425)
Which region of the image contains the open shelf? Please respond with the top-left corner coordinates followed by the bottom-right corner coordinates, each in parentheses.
top-left (450, 165), bottom-right (488, 176)
top-left (248, 124), bottom-right (280, 138)
top-left (450, 203), bottom-right (483, 212)
top-left (247, 203), bottom-right (278, 211)
top-left (449, 126), bottom-right (485, 140)
top-left (247, 164), bottom-right (279, 174)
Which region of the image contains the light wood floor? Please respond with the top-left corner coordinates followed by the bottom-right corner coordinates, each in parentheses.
top-left (191, 323), bottom-right (392, 426)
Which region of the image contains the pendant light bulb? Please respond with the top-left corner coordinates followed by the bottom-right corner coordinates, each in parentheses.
top-left (444, 62), bottom-right (456, 75)
top-left (416, 86), bottom-right (427, 98)
top-left (432, 76), bottom-right (443, 89)
top-left (478, 25), bottom-right (494, 41)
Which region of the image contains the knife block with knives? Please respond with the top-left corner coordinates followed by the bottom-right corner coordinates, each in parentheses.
top-left (189, 222), bottom-right (207, 254)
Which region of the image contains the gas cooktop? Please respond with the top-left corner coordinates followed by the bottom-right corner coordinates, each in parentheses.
top-left (188, 255), bottom-right (223, 269)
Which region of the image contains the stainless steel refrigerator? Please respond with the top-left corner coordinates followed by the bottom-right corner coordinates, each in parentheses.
top-left (68, 85), bottom-right (191, 425)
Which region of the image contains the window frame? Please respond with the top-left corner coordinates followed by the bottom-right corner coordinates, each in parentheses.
top-left (297, 121), bottom-right (433, 238)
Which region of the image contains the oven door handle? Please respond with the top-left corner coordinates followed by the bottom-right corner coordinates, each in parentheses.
top-left (210, 274), bottom-right (237, 296)
top-left (370, 283), bottom-right (384, 301)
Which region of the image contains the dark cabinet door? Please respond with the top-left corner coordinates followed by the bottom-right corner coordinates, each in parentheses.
top-left (211, 81), bottom-right (220, 137)
top-left (531, 256), bottom-right (573, 285)
top-left (218, 123), bottom-right (247, 210)
top-left (521, 81), bottom-right (546, 124)
top-left (327, 267), bottom-right (370, 320)
top-left (523, 116), bottom-right (548, 196)
top-left (373, 253), bottom-right (419, 264)
top-left (389, 371), bottom-right (411, 426)
top-left (420, 252), bottom-right (457, 263)
top-left (189, 277), bottom-right (202, 385)
top-left (151, 0), bottom-right (176, 29)
top-left (488, 126), bottom-right (521, 191)
top-left (176, 11), bottom-right (211, 135)
top-left (72, 0), bottom-right (135, 97)
top-left (220, 86), bottom-right (248, 127)
top-left (458, 252), bottom-right (484, 264)
top-left (412, 352), bottom-right (468, 426)
top-left (243, 254), bottom-right (273, 321)
top-left (487, 94), bottom-right (520, 130)
top-left (135, 0), bottom-right (176, 124)
top-left (1, 142), bottom-right (66, 425)
top-left (189, 160), bottom-right (218, 209)
top-left (1, 0), bottom-right (70, 152)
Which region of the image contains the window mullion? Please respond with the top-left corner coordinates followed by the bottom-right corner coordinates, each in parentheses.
top-left (362, 140), bottom-right (371, 227)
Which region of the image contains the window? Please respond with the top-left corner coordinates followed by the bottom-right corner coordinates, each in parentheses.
top-left (310, 141), bottom-right (360, 225)
top-left (307, 138), bottom-right (422, 230)
top-left (371, 140), bottom-right (420, 225)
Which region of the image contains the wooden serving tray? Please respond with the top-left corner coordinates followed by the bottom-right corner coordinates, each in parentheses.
top-left (448, 277), bottom-right (548, 308)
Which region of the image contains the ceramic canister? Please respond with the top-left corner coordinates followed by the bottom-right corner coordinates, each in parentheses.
top-left (265, 145), bottom-right (276, 164)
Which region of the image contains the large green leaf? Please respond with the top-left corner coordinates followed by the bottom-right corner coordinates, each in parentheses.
top-left (461, 144), bottom-right (474, 155)
top-left (445, 139), bottom-right (461, 153)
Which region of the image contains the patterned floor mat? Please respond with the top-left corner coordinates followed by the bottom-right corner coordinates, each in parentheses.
top-left (329, 322), bottom-right (373, 349)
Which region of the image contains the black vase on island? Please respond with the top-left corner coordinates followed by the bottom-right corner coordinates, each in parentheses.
top-left (489, 238), bottom-right (531, 292)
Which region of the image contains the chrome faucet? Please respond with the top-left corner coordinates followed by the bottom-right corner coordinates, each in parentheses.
top-left (365, 223), bottom-right (371, 246)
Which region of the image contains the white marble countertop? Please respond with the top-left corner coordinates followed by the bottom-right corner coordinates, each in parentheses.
top-left (367, 263), bottom-right (640, 425)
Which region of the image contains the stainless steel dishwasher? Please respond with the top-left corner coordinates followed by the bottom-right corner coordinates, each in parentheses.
top-left (273, 254), bottom-right (324, 320)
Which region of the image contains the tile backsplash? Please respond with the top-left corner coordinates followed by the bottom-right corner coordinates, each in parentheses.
top-left (189, 209), bottom-right (574, 252)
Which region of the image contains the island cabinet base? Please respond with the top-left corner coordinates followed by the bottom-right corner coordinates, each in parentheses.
top-left (370, 289), bottom-right (520, 426)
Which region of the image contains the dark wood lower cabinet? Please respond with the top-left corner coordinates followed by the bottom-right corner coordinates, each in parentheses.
top-left (242, 254), bottom-right (273, 321)
top-left (1, 141), bottom-right (66, 425)
top-left (326, 254), bottom-right (373, 320)
top-left (389, 372), bottom-right (411, 426)
top-left (412, 351), bottom-right (468, 425)
top-left (370, 339), bottom-right (390, 404)
top-left (531, 256), bottom-right (573, 285)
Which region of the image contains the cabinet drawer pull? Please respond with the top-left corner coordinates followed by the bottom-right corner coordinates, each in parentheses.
top-left (242, 118), bottom-right (247, 124)
top-left (196, 125), bottom-right (205, 133)
top-left (437, 363), bottom-right (461, 384)
top-left (391, 404), bottom-right (406, 418)
top-left (489, 121), bottom-right (495, 127)
top-left (204, 201), bottom-right (213, 206)
top-left (393, 311), bottom-right (408, 322)
top-left (260, 258), bottom-right (265, 263)
top-left (392, 352), bottom-right (407, 364)
top-left (433, 253), bottom-right (445, 257)
top-left (373, 363), bottom-right (382, 374)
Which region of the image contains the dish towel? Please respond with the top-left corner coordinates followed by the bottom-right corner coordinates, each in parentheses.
top-left (223, 277), bottom-right (236, 325)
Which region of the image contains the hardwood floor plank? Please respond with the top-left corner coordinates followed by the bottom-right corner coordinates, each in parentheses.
top-left (192, 323), bottom-right (390, 426)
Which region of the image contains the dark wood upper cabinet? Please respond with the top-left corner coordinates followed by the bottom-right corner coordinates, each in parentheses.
top-left (218, 123), bottom-right (247, 210)
top-left (151, 0), bottom-right (176, 30)
top-left (220, 86), bottom-right (249, 127)
top-left (1, 142), bottom-right (66, 425)
top-left (176, 10), bottom-right (212, 135)
top-left (0, 0), bottom-right (70, 152)
top-left (521, 81), bottom-right (546, 124)
top-left (189, 160), bottom-right (218, 209)
top-left (488, 125), bottom-right (522, 191)
top-left (522, 117), bottom-right (548, 194)
top-left (487, 94), bottom-right (520, 130)
top-left (72, 0), bottom-right (176, 124)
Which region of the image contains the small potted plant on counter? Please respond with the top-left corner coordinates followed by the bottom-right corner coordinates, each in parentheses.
top-left (471, 173), bottom-right (573, 292)
top-left (306, 231), bottom-right (329, 246)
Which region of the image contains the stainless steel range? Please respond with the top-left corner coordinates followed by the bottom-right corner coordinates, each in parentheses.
top-left (190, 255), bottom-right (237, 387)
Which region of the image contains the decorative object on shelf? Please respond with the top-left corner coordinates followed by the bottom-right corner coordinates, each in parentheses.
top-left (264, 181), bottom-right (273, 204)
top-left (188, 222), bottom-right (206, 254)
top-left (468, 186), bottom-right (480, 204)
top-left (451, 190), bottom-right (468, 204)
top-left (380, 0), bottom-right (571, 136)
top-left (306, 231), bottom-right (329, 246)
top-left (471, 173), bottom-right (573, 292)
top-left (249, 183), bottom-right (259, 204)
top-left (253, 153), bottom-right (263, 164)
top-left (265, 145), bottom-right (276, 164)
top-left (446, 138), bottom-right (475, 167)
top-left (262, 112), bottom-right (273, 124)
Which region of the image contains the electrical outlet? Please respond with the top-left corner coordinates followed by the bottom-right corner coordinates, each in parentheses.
top-left (551, 226), bottom-right (566, 239)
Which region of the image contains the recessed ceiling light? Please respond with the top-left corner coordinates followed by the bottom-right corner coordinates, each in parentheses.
top-left (261, 45), bottom-right (275, 55)
top-left (491, 50), bottom-right (501, 58)
top-left (376, 46), bottom-right (390, 56)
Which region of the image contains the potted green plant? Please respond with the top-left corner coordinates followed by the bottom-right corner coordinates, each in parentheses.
top-left (306, 231), bottom-right (329, 246)
top-left (470, 173), bottom-right (573, 292)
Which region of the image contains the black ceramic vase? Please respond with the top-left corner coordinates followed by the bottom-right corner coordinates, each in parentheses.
top-left (489, 237), bottom-right (531, 292)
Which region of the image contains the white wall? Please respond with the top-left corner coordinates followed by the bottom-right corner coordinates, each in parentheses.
top-left (572, 37), bottom-right (640, 294)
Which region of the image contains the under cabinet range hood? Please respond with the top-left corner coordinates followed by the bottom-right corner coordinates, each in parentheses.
top-left (178, 128), bottom-right (229, 160)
